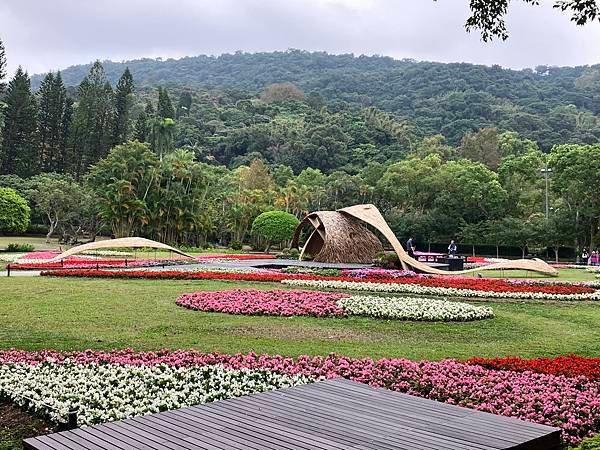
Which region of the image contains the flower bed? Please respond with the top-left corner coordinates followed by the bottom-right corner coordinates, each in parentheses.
top-left (40, 267), bottom-right (597, 297)
top-left (195, 253), bottom-right (275, 261)
top-left (0, 349), bottom-right (597, 445)
top-left (0, 361), bottom-right (307, 426)
top-left (468, 355), bottom-right (600, 381)
top-left (340, 268), bottom-right (417, 279)
top-left (176, 289), bottom-right (494, 321)
top-left (12, 259), bottom-right (167, 270)
top-left (176, 289), bottom-right (347, 317)
top-left (281, 279), bottom-right (600, 301)
top-left (40, 268), bottom-right (315, 282)
top-left (338, 295), bottom-right (494, 321)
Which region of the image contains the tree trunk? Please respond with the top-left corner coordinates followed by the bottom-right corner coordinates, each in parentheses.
top-left (496, 245), bottom-right (499, 259)
top-left (46, 220), bottom-right (57, 243)
top-left (554, 246), bottom-right (559, 263)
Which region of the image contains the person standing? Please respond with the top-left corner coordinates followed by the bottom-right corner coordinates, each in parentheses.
top-left (406, 237), bottom-right (416, 258)
top-left (448, 239), bottom-right (457, 256)
top-left (582, 248), bottom-right (590, 265)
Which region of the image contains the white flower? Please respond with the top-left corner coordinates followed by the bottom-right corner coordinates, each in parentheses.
top-left (0, 362), bottom-right (310, 427)
top-left (338, 295), bottom-right (494, 321)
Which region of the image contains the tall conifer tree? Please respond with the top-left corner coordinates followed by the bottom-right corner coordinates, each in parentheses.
top-left (157, 87), bottom-right (175, 119)
top-left (0, 67), bottom-right (38, 177)
top-left (69, 61), bottom-right (114, 176)
top-left (134, 101), bottom-right (154, 142)
top-left (0, 37), bottom-right (6, 94)
top-left (112, 67), bottom-right (134, 146)
top-left (38, 71), bottom-right (70, 172)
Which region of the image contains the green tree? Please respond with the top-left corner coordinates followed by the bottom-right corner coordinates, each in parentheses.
top-left (0, 67), bottom-right (38, 177)
top-left (37, 71), bottom-right (71, 172)
top-left (260, 83), bottom-right (305, 104)
top-left (0, 187), bottom-right (30, 233)
top-left (134, 101), bottom-right (154, 142)
top-left (176, 91), bottom-right (192, 118)
top-left (112, 67), bottom-right (134, 146)
top-left (251, 210), bottom-right (300, 251)
top-left (157, 87), bottom-right (175, 119)
top-left (87, 141), bottom-right (159, 237)
top-left (499, 215), bottom-right (545, 258)
top-left (69, 61), bottom-right (115, 175)
top-left (549, 144), bottom-right (600, 251)
top-left (458, 128), bottom-right (500, 170)
top-left (463, 0), bottom-right (599, 41)
top-left (149, 117), bottom-right (175, 158)
top-left (28, 174), bottom-right (84, 242)
top-left (0, 37), bottom-right (6, 94)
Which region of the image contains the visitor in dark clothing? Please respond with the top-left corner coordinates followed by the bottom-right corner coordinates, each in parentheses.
top-left (406, 237), bottom-right (416, 258)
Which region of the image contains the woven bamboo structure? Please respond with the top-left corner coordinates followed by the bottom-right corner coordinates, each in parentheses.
top-left (291, 211), bottom-right (383, 263)
top-left (293, 204), bottom-right (558, 277)
top-left (49, 237), bottom-right (194, 262)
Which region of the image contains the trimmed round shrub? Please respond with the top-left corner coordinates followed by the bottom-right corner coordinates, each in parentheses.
top-left (251, 211), bottom-right (299, 244)
top-left (0, 188), bottom-right (30, 234)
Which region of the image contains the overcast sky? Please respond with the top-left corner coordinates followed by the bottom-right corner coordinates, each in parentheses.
top-left (1, 0), bottom-right (599, 77)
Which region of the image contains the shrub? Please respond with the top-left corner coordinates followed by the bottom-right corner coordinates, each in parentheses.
top-left (6, 243), bottom-right (34, 252)
top-left (251, 211), bottom-right (300, 249)
top-left (230, 240), bottom-right (243, 250)
top-left (0, 188), bottom-right (30, 234)
top-left (575, 434), bottom-right (600, 450)
top-left (278, 247), bottom-right (300, 259)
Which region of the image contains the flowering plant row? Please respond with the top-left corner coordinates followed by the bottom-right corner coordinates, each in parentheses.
top-left (40, 268), bottom-right (316, 282)
top-left (195, 253), bottom-right (275, 260)
top-left (281, 279), bottom-right (600, 301)
top-left (468, 354), bottom-right (600, 381)
top-left (0, 349), bottom-right (597, 445)
top-left (175, 289), bottom-right (494, 321)
top-left (176, 289), bottom-right (347, 317)
top-left (39, 267), bottom-right (597, 298)
top-left (0, 361), bottom-right (307, 426)
top-left (338, 295), bottom-right (494, 321)
top-left (340, 268), bottom-right (417, 279)
top-left (13, 259), bottom-right (165, 270)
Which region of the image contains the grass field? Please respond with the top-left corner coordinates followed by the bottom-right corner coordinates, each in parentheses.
top-left (1, 277), bottom-right (599, 360)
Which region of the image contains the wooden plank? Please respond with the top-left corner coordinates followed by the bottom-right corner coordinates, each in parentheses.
top-left (24, 378), bottom-right (561, 450)
top-left (228, 387), bottom-right (493, 450)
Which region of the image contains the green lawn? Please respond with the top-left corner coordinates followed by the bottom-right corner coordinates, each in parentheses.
top-left (1, 277), bottom-right (599, 360)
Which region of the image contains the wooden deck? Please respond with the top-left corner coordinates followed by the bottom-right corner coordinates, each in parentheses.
top-left (24, 378), bottom-right (561, 450)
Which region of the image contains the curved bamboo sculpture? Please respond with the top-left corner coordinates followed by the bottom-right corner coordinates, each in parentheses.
top-left (293, 203), bottom-right (558, 277)
top-left (49, 237), bottom-right (194, 262)
top-left (291, 211), bottom-right (383, 263)
top-left (338, 204), bottom-right (558, 276)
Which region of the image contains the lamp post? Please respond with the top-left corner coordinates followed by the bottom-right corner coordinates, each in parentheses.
top-left (541, 164), bottom-right (552, 220)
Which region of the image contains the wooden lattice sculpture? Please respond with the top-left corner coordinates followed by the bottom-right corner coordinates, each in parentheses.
top-left (291, 211), bottom-right (383, 264)
top-left (294, 204), bottom-right (559, 277)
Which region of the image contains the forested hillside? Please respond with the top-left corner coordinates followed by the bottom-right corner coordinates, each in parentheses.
top-left (31, 50), bottom-right (600, 149)
top-left (2, 48), bottom-right (599, 254)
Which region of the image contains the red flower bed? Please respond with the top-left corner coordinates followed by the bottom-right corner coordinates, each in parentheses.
top-left (40, 269), bottom-right (318, 283)
top-left (468, 355), bottom-right (600, 381)
top-left (176, 289), bottom-right (347, 317)
top-left (39, 268), bottom-right (595, 295)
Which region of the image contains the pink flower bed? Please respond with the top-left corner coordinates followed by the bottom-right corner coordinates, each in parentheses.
top-left (176, 289), bottom-right (347, 317)
top-left (0, 349), bottom-right (597, 445)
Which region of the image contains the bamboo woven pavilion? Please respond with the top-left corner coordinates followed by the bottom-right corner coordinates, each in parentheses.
top-left (292, 204), bottom-right (559, 277)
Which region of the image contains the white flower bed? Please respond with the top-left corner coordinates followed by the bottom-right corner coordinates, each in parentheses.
top-left (339, 296), bottom-right (494, 321)
top-left (0, 362), bottom-right (308, 426)
top-left (81, 250), bottom-right (134, 257)
top-left (0, 253), bottom-right (26, 262)
top-left (282, 279), bottom-right (600, 301)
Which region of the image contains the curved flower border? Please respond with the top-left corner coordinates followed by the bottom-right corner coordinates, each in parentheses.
top-left (175, 289), bottom-right (494, 321)
top-left (0, 349), bottom-right (597, 445)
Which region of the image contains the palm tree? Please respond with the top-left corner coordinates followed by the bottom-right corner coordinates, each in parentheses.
top-left (149, 117), bottom-right (175, 159)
